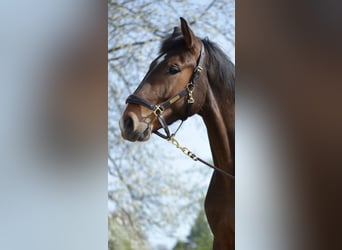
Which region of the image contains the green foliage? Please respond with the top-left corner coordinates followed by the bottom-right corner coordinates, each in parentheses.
top-left (173, 241), bottom-right (191, 250)
top-left (173, 210), bottom-right (213, 250)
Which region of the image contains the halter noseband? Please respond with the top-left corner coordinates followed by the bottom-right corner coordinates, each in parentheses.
top-left (125, 42), bottom-right (205, 139)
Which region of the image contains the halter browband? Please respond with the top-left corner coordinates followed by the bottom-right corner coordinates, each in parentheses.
top-left (126, 42), bottom-right (205, 139)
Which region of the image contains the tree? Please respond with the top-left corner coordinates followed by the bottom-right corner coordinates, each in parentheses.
top-left (108, 0), bottom-right (234, 249)
top-left (173, 241), bottom-right (191, 250)
top-left (172, 210), bottom-right (213, 250)
top-left (188, 210), bottom-right (213, 250)
top-left (108, 213), bottom-right (150, 250)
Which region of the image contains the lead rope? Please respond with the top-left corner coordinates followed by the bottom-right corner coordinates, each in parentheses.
top-left (167, 136), bottom-right (235, 180)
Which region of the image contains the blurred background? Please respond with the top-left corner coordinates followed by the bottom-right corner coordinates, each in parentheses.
top-left (0, 1), bottom-right (107, 250)
top-left (237, 0), bottom-right (342, 249)
top-left (108, 1), bottom-right (234, 249)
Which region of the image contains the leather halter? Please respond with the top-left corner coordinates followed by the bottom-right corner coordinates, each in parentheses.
top-left (125, 43), bottom-right (235, 180)
top-left (126, 42), bottom-right (205, 139)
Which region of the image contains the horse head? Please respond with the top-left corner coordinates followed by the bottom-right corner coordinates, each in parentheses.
top-left (120, 18), bottom-right (208, 142)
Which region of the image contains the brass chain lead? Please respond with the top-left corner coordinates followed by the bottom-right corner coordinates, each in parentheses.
top-left (168, 136), bottom-right (198, 161)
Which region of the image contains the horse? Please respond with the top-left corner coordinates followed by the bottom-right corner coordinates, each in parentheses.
top-left (119, 18), bottom-right (235, 250)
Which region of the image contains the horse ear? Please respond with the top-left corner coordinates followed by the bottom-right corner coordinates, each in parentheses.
top-left (172, 26), bottom-right (181, 37)
top-left (180, 17), bottom-right (197, 53)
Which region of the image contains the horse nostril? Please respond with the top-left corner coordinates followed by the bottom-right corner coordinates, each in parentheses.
top-left (124, 115), bottom-right (134, 133)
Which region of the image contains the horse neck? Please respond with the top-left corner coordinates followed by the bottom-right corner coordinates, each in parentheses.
top-left (199, 83), bottom-right (235, 174)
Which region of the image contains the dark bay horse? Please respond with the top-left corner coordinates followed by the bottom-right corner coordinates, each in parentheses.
top-left (119, 18), bottom-right (235, 250)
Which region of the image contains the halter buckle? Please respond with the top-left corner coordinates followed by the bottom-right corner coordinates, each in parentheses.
top-left (194, 66), bottom-right (203, 73)
top-left (187, 83), bottom-right (195, 104)
top-left (153, 105), bottom-right (164, 116)
top-left (188, 93), bottom-right (195, 104)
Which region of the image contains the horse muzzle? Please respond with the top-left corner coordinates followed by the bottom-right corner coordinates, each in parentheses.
top-left (119, 112), bottom-right (152, 142)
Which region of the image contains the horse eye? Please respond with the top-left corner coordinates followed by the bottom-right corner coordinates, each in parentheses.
top-left (168, 66), bottom-right (180, 75)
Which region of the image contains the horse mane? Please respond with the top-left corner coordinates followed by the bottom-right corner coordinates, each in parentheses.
top-left (159, 30), bottom-right (235, 102)
top-left (201, 39), bottom-right (235, 102)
